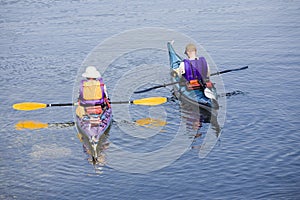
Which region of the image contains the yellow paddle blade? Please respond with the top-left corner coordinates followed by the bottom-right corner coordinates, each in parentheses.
top-left (13, 102), bottom-right (47, 111)
top-left (132, 97), bottom-right (167, 106)
top-left (15, 120), bottom-right (48, 130)
top-left (135, 118), bottom-right (167, 127)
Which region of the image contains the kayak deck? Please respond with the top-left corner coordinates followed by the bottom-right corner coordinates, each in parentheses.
top-left (76, 107), bottom-right (112, 140)
top-left (75, 106), bottom-right (112, 160)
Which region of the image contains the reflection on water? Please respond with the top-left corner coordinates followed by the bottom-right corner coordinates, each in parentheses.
top-left (92, 100), bottom-right (221, 174)
top-left (134, 117), bottom-right (167, 128)
top-left (225, 90), bottom-right (247, 98)
top-left (77, 131), bottom-right (110, 174)
top-left (30, 144), bottom-right (72, 160)
top-left (15, 120), bottom-right (75, 130)
top-left (179, 102), bottom-right (221, 153)
top-left (89, 93), bottom-right (222, 173)
top-left (15, 119), bottom-right (110, 174)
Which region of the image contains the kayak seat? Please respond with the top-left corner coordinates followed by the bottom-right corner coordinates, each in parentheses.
top-left (186, 80), bottom-right (202, 90)
top-left (85, 105), bottom-right (103, 115)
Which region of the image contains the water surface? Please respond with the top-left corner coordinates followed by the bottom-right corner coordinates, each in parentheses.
top-left (1, 0), bottom-right (299, 199)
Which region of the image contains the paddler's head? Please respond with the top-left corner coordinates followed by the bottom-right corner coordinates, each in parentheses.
top-left (184, 43), bottom-right (197, 59)
top-left (82, 66), bottom-right (101, 80)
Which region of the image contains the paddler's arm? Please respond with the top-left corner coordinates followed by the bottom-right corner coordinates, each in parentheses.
top-left (173, 62), bottom-right (185, 78)
top-left (207, 63), bottom-right (211, 77)
top-left (104, 84), bottom-right (109, 98)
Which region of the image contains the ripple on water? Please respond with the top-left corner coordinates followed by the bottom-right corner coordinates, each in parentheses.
top-left (30, 144), bottom-right (72, 160)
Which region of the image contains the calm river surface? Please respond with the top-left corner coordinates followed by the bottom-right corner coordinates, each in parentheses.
top-left (1, 0), bottom-right (299, 199)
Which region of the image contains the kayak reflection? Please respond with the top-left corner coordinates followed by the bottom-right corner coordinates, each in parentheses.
top-left (180, 103), bottom-right (220, 152)
top-left (77, 130), bottom-right (110, 173)
top-left (15, 120), bottom-right (110, 172)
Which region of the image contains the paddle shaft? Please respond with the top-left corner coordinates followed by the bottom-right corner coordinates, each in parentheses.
top-left (49, 97), bottom-right (167, 106)
top-left (47, 103), bottom-right (74, 107)
top-left (48, 101), bottom-right (137, 106)
top-left (134, 81), bottom-right (181, 93)
top-left (46, 100), bottom-right (158, 106)
top-left (210, 66), bottom-right (248, 76)
top-left (38, 98), bottom-right (163, 107)
top-left (110, 101), bottom-right (133, 104)
top-left (134, 66), bottom-right (249, 94)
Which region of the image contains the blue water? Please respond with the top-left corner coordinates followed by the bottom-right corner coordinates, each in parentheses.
top-left (1, 0), bottom-right (300, 199)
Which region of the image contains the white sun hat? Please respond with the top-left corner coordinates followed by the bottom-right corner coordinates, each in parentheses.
top-left (82, 66), bottom-right (101, 78)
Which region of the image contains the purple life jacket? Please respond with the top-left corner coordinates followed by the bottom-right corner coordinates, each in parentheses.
top-left (183, 57), bottom-right (208, 84)
top-left (79, 78), bottom-right (106, 106)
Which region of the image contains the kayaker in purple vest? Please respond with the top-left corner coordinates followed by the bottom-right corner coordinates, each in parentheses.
top-left (76, 66), bottom-right (110, 117)
top-left (174, 43), bottom-right (211, 90)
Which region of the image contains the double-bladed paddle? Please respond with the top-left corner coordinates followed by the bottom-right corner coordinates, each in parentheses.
top-left (13, 97), bottom-right (168, 111)
top-left (134, 66), bottom-right (248, 94)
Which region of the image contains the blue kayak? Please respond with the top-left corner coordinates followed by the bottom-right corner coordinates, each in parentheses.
top-left (167, 42), bottom-right (219, 111)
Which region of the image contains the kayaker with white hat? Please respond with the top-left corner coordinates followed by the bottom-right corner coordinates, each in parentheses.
top-left (76, 66), bottom-right (110, 117)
